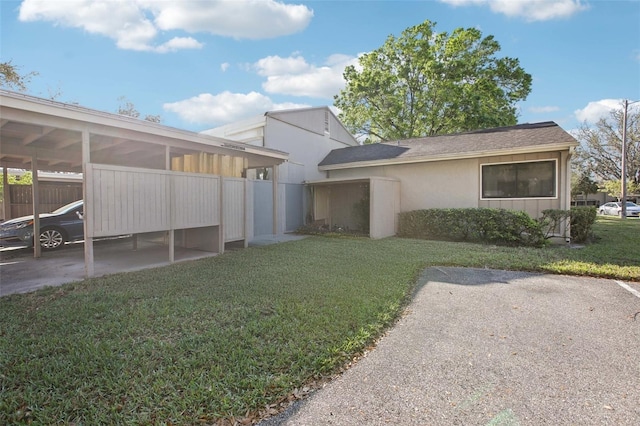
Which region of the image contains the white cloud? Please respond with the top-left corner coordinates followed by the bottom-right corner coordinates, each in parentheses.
top-left (529, 106), bottom-right (560, 113)
top-left (254, 53), bottom-right (360, 99)
top-left (155, 37), bottom-right (203, 53)
top-left (151, 0), bottom-right (313, 40)
top-left (163, 91), bottom-right (309, 125)
top-left (439, 0), bottom-right (589, 21)
top-left (220, 63), bottom-right (230, 72)
top-left (18, 0), bottom-right (312, 52)
top-left (574, 99), bottom-right (623, 123)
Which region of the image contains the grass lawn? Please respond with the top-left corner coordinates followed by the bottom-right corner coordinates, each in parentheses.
top-left (1, 217), bottom-right (638, 424)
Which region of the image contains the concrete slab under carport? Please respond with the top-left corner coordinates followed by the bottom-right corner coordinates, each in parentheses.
top-left (0, 233), bottom-right (308, 297)
top-left (0, 237), bottom-right (218, 297)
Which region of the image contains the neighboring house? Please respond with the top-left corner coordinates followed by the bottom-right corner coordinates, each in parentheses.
top-left (307, 121), bottom-right (579, 239)
top-left (202, 107), bottom-right (359, 236)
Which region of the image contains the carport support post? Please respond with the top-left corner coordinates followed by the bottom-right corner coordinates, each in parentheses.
top-left (82, 129), bottom-right (94, 277)
top-left (272, 165), bottom-right (279, 235)
top-left (31, 153), bottom-right (41, 258)
top-left (2, 167), bottom-right (10, 221)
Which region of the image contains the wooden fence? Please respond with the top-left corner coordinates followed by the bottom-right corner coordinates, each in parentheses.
top-left (5, 183), bottom-right (83, 219)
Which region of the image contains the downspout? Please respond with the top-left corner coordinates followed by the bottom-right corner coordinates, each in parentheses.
top-left (564, 147), bottom-right (574, 243)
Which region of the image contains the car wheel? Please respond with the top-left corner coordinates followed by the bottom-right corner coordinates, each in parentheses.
top-left (598, 209), bottom-right (605, 215)
top-left (39, 227), bottom-right (66, 250)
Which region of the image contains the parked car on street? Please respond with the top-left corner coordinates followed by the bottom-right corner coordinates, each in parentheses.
top-left (598, 201), bottom-right (640, 217)
top-left (0, 200), bottom-right (84, 250)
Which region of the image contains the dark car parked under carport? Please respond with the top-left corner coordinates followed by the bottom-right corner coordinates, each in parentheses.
top-left (0, 200), bottom-right (84, 250)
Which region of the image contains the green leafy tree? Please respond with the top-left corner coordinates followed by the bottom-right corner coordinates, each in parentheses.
top-left (600, 179), bottom-right (640, 201)
top-left (571, 171), bottom-right (599, 199)
top-left (334, 20), bottom-right (532, 142)
top-left (0, 171), bottom-right (33, 201)
top-left (116, 96), bottom-right (162, 123)
top-left (0, 60), bottom-right (38, 92)
top-left (575, 105), bottom-right (640, 185)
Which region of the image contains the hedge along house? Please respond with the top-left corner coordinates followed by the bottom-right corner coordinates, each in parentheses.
top-left (202, 107), bottom-right (359, 237)
top-left (308, 122), bottom-right (579, 239)
top-left (0, 90), bottom-right (288, 277)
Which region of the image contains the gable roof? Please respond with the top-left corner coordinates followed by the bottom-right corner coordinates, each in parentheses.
top-left (318, 121), bottom-right (578, 170)
top-left (202, 106), bottom-right (359, 147)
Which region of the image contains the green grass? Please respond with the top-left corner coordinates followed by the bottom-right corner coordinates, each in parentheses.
top-left (0, 217), bottom-right (638, 424)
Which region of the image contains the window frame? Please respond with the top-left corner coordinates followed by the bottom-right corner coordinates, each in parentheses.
top-left (480, 159), bottom-right (558, 201)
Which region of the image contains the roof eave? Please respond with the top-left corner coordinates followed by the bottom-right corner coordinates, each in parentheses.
top-left (318, 142), bottom-right (578, 171)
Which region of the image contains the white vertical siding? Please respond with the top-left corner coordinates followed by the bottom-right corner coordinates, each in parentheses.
top-left (172, 173), bottom-right (220, 228)
top-left (223, 177), bottom-right (246, 241)
top-left (86, 164), bottom-right (226, 238)
top-left (89, 164), bottom-right (170, 236)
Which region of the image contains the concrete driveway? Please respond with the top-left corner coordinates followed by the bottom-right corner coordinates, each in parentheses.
top-left (264, 267), bottom-right (640, 425)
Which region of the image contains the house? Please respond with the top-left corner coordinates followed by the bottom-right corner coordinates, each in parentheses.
top-left (202, 107), bottom-right (359, 236)
top-left (307, 122), bottom-right (579, 239)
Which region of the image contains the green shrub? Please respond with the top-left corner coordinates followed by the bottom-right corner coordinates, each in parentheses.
top-left (540, 207), bottom-right (597, 243)
top-left (539, 209), bottom-right (571, 240)
top-left (398, 208), bottom-right (545, 247)
top-left (570, 206), bottom-right (597, 243)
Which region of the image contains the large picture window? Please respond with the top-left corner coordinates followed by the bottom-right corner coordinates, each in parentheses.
top-left (482, 160), bottom-right (556, 199)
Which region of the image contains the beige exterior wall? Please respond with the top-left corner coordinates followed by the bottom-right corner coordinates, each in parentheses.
top-left (328, 158), bottom-right (479, 211)
top-left (370, 178), bottom-right (401, 239)
top-left (327, 150), bottom-right (572, 220)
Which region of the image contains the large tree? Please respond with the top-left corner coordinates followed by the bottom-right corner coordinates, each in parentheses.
top-left (574, 105), bottom-right (640, 185)
top-left (334, 20), bottom-right (532, 142)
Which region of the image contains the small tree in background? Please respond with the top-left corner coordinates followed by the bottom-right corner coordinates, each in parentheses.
top-left (574, 105), bottom-right (640, 185)
top-left (571, 171), bottom-right (599, 201)
top-left (0, 172), bottom-right (33, 202)
top-left (116, 96), bottom-right (162, 123)
top-left (600, 179), bottom-right (640, 201)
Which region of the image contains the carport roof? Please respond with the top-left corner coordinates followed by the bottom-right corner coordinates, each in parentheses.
top-left (0, 90), bottom-right (288, 174)
top-left (318, 121), bottom-right (578, 170)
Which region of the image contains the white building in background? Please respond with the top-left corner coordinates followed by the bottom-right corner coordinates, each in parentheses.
top-left (202, 107), bottom-right (359, 234)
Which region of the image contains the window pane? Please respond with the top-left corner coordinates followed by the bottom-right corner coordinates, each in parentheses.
top-left (482, 161), bottom-right (555, 199)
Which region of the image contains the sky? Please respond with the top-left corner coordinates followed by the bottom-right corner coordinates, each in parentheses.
top-left (1, 0), bottom-right (639, 135)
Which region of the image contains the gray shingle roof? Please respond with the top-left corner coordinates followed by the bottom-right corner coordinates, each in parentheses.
top-left (318, 121), bottom-right (578, 168)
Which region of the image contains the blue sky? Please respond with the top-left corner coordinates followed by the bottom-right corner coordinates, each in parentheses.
top-left (1, 0), bottom-right (639, 134)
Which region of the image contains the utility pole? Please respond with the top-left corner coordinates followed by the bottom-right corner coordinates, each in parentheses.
top-left (621, 100), bottom-right (628, 219)
top-left (621, 99), bottom-right (640, 219)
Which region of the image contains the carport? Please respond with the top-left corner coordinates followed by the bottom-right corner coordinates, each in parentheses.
top-left (0, 90), bottom-right (287, 277)
top-left (305, 176), bottom-right (400, 239)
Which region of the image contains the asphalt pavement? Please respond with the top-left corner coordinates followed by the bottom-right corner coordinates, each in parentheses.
top-left (262, 267), bottom-right (640, 425)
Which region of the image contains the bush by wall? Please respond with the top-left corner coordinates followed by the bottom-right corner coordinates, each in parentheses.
top-left (398, 208), bottom-right (545, 247)
top-left (540, 207), bottom-right (597, 243)
top-left (570, 207), bottom-right (597, 243)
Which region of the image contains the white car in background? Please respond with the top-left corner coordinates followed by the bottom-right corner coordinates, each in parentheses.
top-left (598, 201), bottom-right (640, 217)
